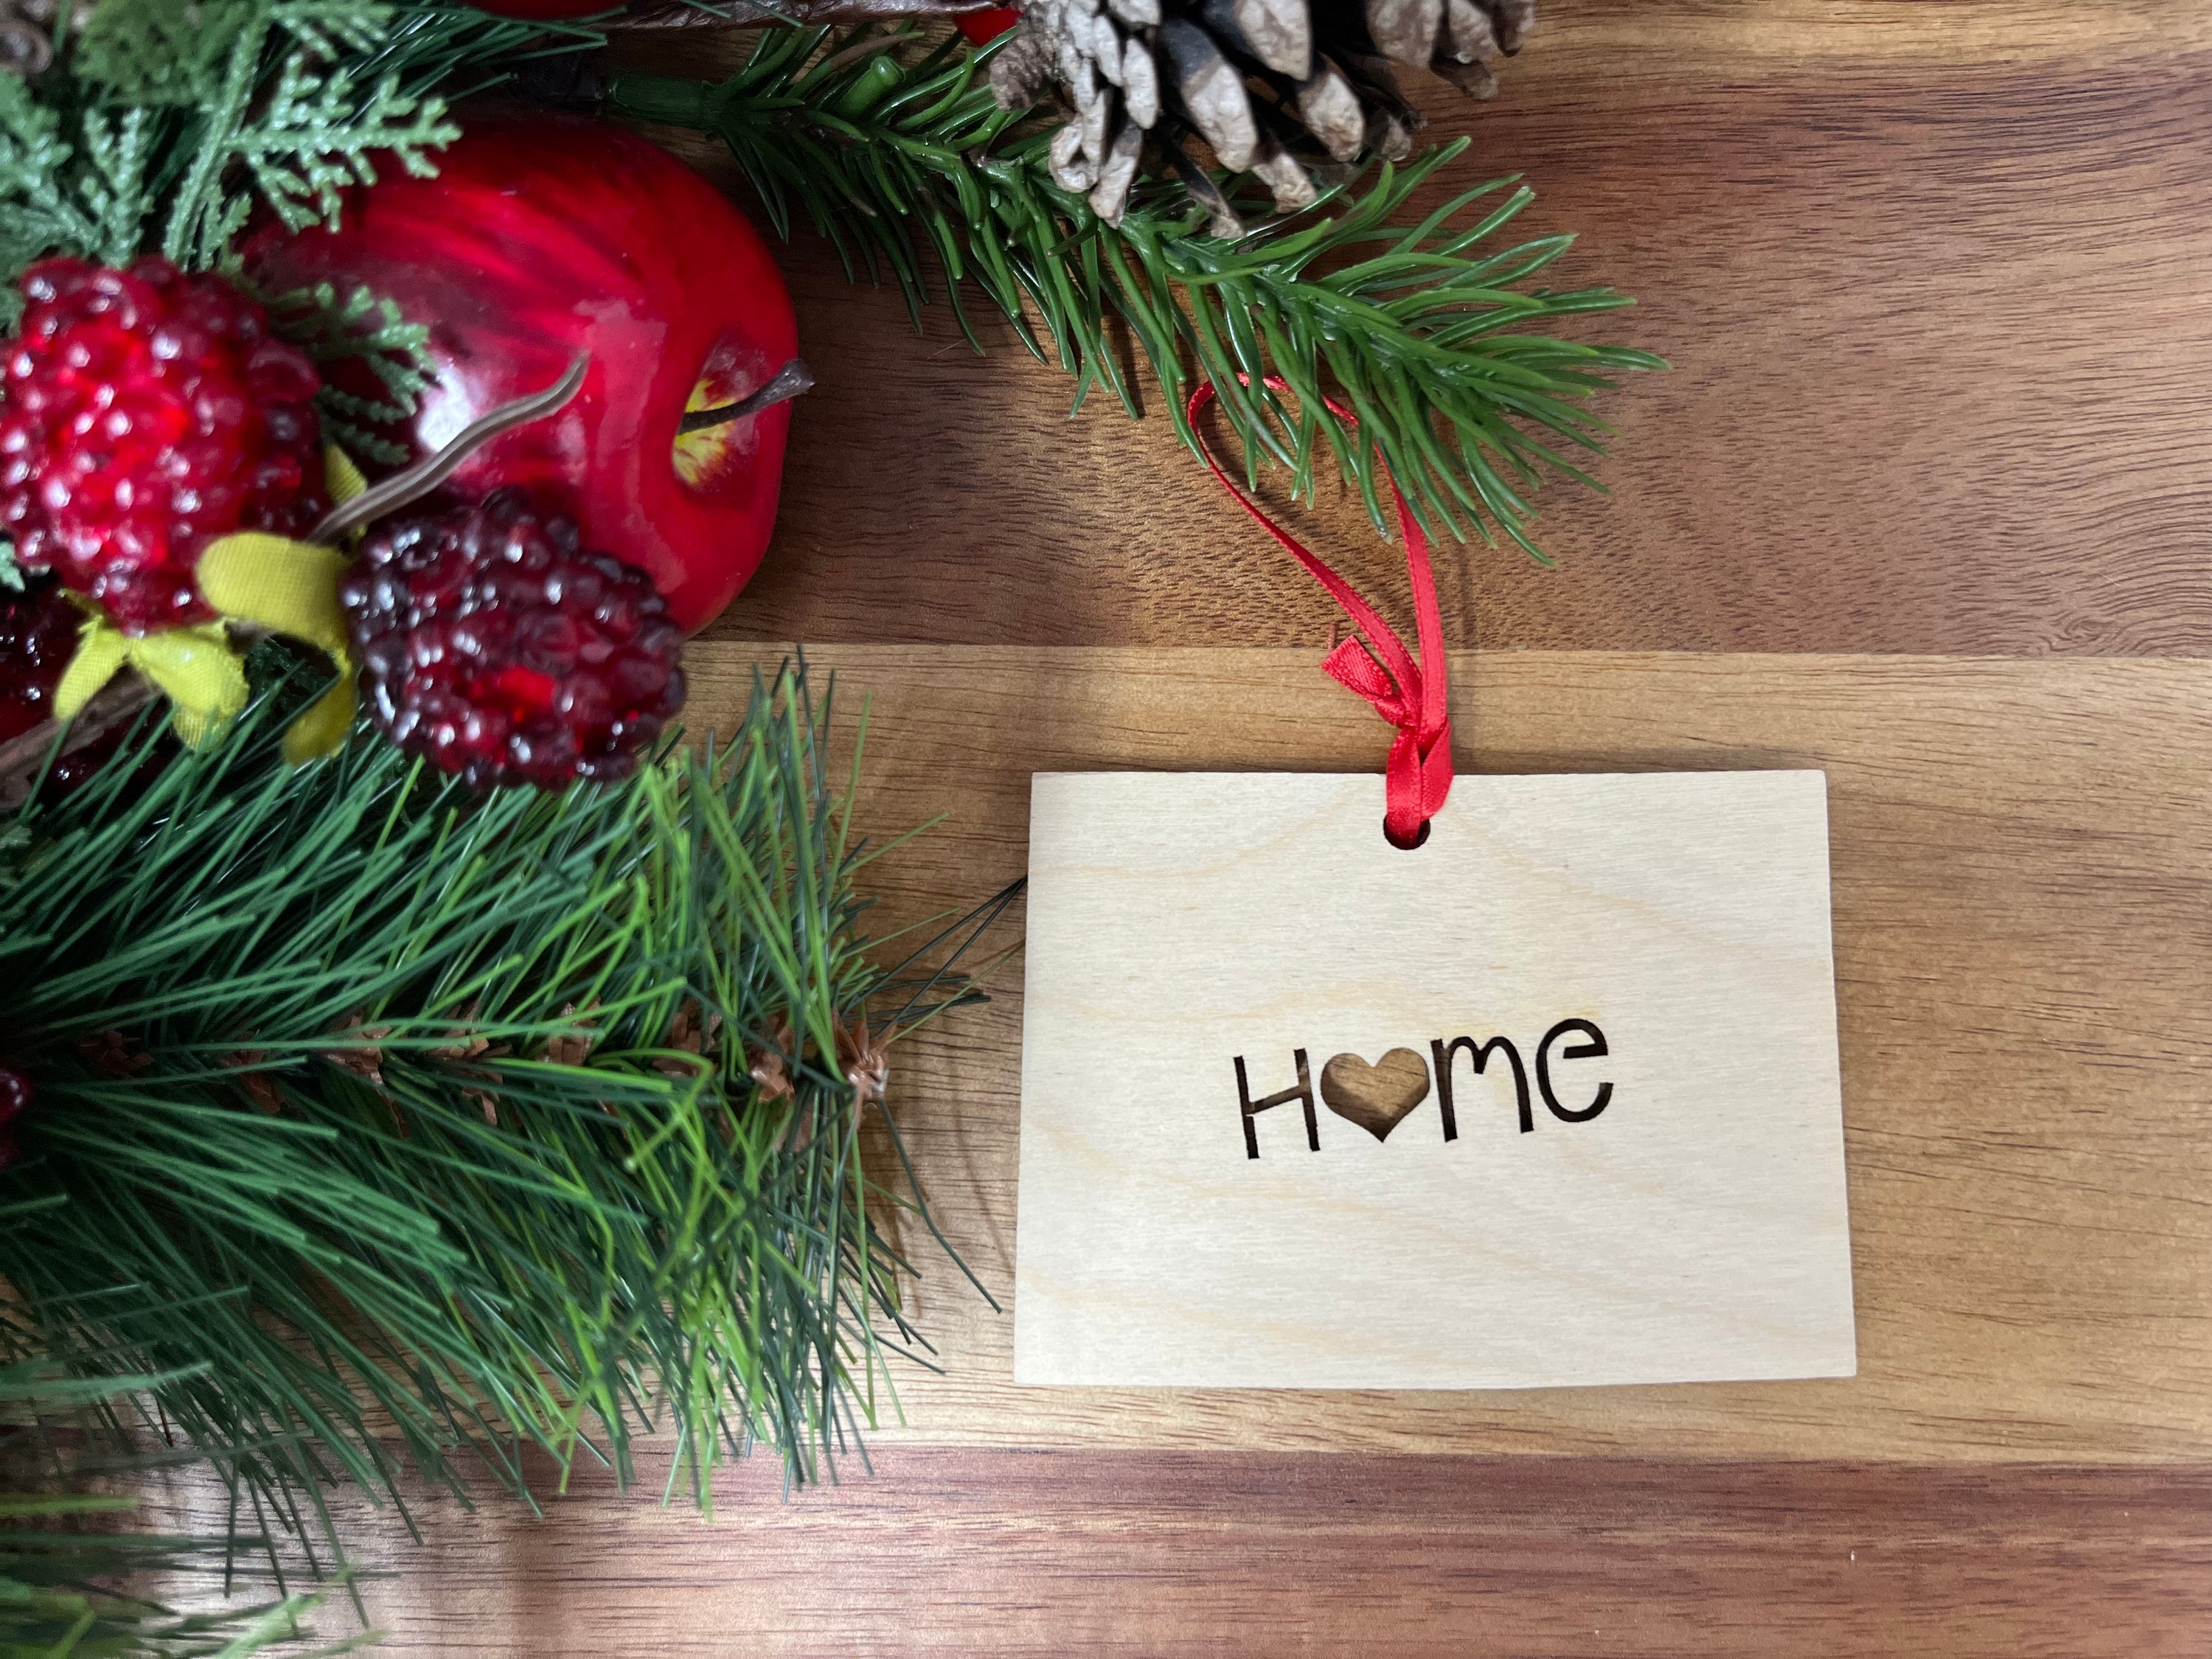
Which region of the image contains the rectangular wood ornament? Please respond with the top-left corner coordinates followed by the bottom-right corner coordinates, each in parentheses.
top-left (1013, 771), bottom-right (1856, 1391)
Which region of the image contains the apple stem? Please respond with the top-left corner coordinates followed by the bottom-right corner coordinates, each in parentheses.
top-left (678, 359), bottom-right (815, 436)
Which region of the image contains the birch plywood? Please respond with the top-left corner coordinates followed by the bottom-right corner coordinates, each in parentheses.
top-left (681, 647), bottom-right (2212, 1462)
top-left (1013, 771), bottom-right (1854, 1389)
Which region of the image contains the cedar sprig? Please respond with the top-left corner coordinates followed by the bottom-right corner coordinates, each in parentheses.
top-left (0, 657), bottom-right (1001, 1553)
top-left (260, 279), bottom-right (439, 465)
top-left (605, 24), bottom-right (1662, 555)
top-left (0, 0), bottom-right (583, 307)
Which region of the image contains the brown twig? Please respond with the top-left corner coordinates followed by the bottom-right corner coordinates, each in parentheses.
top-left (0, 673), bottom-right (159, 808)
top-left (309, 355), bottom-right (590, 543)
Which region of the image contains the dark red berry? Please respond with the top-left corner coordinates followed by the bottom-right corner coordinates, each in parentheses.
top-left (0, 571), bottom-right (170, 801)
top-left (1, 257), bottom-right (328, 636)
top-left (0, 572), bottom-right (81, 743)
top-left (0, 1064), bottom-right (32, 1124)
top-left (39, 720), bottom-right (164, 801)
top-left (0, 1063), bottom-right (32, 1173)
top-left (340, 488), bottom-right (686, 790)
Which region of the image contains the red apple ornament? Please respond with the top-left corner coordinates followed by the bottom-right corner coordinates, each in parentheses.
top-left (248, 112), bottom-right (800, 634)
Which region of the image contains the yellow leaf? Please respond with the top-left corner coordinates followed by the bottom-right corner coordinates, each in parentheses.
top-left (196, 530), bottom-right (358, 765)
top-left (324, 443), bottom-right (368, 509)
top-left (126, 624), bottom-right (246, 748)
top-left (48, 522), bottom-right (363, 765)
top-left (52, 615), bottom-right (128, 721)
top-left (283, 667), bottom-right (358, 765)
top-left (197, 533), bottom-right (351, 658)
top-left (198, 535), bottom-right (349, 659)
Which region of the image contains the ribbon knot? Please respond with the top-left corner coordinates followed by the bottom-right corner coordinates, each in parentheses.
top-left (1188, 379), bottom-right (1455, 847)
top-left (1323, 639), bottom-right (1453, 845)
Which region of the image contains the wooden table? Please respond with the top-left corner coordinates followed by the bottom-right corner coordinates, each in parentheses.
top-left (198, 5), bottom-right (2212, 1650)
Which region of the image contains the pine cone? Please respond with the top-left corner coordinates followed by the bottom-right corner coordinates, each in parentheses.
top-left (0, 0), bottom-right (59, 76)
top-left (991, 0), bottom-right (1535, 230)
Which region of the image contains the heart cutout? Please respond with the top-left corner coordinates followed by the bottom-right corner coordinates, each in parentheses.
top-left (1319, 1048), bottom-right (1431, 1143)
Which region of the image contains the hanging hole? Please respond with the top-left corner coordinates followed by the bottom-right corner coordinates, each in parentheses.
top-left (1384, 818), bottom-right (1431, 852)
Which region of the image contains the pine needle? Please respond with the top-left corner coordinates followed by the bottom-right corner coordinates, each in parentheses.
top-left (0, 657), bottom-right (998, 1556)
top-left (605, 26), bottom-right (1665, 552)
top-left (1, 1352), bottom-right (378, 1654)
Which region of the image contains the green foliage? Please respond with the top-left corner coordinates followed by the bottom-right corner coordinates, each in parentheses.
top-left (0, 77), bottom-right (138, 291)
top-left (1, 1350), bottom-right (374, 1656)
top-left (259, 282), bottom-right (437, 465)
top-left (0, 1), bottom-right (582, 316)
top-left (0, 660), bottom-right (1003, 1549)
top-left (3, 0), bottom-right (434, 287)
top-left (606, 27), bottom-right (1663, 557)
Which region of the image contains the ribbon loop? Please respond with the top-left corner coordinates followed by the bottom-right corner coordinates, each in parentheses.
top-left (1187, 379), bottom-right (1455, 846)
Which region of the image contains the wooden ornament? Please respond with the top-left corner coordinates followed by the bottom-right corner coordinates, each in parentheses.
top-left (1013, 770), bottom-right (1857, 1391)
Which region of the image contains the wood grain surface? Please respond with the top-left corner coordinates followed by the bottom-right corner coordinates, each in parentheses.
top-left (174, 4), bottom-right (2212, 1650)
top-left (636, 4), bottom-right (2212, 655)
top-left (675, 646), bottom-right (2212, 1466)
top-left (142, 1450), bottom-right (2212, 1657)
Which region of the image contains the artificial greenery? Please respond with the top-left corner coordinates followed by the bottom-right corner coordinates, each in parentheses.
top-left (4, 0), bottom-right (456, 293)
top-left (260, 281), bottom-right (439, 467)
top-left (1, 1346), bottom-right (374, 1657)
top-left (0, 0), bottom-right (594, 453)
top-left (0, 4), bottom-right (1655, 553)
top-left (0, 660), bottom-right (1004, 1551)
top-left (605, 24), bottom-right (1662, 557)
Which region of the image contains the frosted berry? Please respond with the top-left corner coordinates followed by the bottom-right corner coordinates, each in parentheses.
top-left (0, 1062), bottom-right (31, 1174)
top-left (0, 257), bottom-right (327, 635)
top-left (341, 489), bottom-right (686, 790)
top-left (0, 571), bottom-right (164, 799)
top-left (0, 573), bottom-right (81, 743)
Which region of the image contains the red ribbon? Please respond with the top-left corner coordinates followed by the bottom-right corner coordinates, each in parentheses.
top-left (1187, 379), bottom-right (1454, 847)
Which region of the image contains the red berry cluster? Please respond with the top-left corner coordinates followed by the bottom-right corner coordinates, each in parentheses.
top-left (341, 489), bottom-right (686, 790)
top-left (1, 257), bottom-right (327, 635)
top-left (0, 1064), bottom-right (32, 1172)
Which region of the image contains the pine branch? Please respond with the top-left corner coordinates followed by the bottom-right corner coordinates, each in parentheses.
top-left (605, 26), bottom-right (1663, 554)
top-left (226, 36), bottom-right (456, 246)
top-left (124, 2), bottom-right (462, 268)
top-left (0, 77), bottom-right (120, 279)
top-left (1, 1349), bottom-right (375, 1655)
top-left (257, 282), bottom-right (438, 465)
top-left (0, 657), bottom-right (1001, 1553)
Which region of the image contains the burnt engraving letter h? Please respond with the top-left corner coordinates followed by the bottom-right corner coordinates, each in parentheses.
top-left (1234, 1049), bottom-right (1318, 1159)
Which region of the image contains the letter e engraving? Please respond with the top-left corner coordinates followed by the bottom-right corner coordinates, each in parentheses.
top-left (1536, 1019), bottom-right (1613, 1123)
